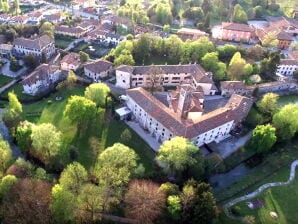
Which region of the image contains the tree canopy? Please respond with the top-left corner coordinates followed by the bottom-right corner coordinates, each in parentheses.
top-left (84, 83), bottom-right (111, 108)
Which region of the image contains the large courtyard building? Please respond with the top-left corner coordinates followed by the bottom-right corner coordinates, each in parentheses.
top-left (125, 87), bottom-right (253, 146)
top-left (116, 64), bottom-right (217, 95)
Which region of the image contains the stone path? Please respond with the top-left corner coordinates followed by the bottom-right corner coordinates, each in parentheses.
top-left (223, 160), bottom-right (298, 220)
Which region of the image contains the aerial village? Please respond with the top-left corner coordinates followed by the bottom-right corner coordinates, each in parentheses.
top-left (0, 0), bottom-right (296, 223)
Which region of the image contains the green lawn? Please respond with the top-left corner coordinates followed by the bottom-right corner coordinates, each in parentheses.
top-left (1, 83), bottom-right (37, 101)
top-left (277, 95), bottom-right (298, 107)
top-left (0, 75), bottom-right (13, 87)
top-left (230, 165), bottom-right (298, 224)
top-left (23, 85), bottom-right (156, 174)
top-left (55, 36), bottom-right (75, 49)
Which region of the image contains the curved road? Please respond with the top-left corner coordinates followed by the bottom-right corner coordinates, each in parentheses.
top-left (223, 160), bottom-right (298, 220)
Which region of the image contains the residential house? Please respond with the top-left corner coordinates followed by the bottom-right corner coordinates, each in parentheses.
top-left (125, 87), bottom-right (253, 146)
top-left (9, 15), bottom-right (29, 25)
top-left (84, 59), bottom-right (113, 81)
top-left (60, 52), bottom-right (81, 71)
top-left (13, 35), bottom-right (55, 59)
top-left (27, 11), bottom-right (43, 24)
top-left (0, 44), bottom-right (12, 56)
top-left (21, 64), bottom-right (63, 95)
top-left (277, 59), bottom-right (298, 77)
top-left (115, 64), bottom-right (217, 95)
top-left (220, 81), bottom-right (248, 96)
top-left (0, 14), bottom-right (11, 23)
top-left (221, 22), bottom-right (255, 43)
top-left (44, 13), bottom-right (66, 24)
top-left (55, 25), bottom-right (86, 38)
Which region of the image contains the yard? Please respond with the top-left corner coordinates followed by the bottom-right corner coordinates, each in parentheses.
top-left (55, 35), bottom-right (75, 49)
top-left (0, 83), bottom-right (37, 101)
top-left (216, 139), bottom-right (298, 224)
top-left (22, 85), bottom-right (156, 174)
top-left (229, 165), bottom-right (298, 224)
top-left (0, 75), bottom-right (13, 87)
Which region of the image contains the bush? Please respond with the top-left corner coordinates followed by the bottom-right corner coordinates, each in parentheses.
top-left (231, 206), bottom-right (241, 216)
top-left (47, 100), bottom-right (52, 105)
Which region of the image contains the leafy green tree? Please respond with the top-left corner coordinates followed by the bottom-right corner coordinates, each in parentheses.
top-left (79, 51), bottom-right (89, 63)
top-left (0, 175), bottom-right (17, 198)
top-left (261, 32), bottom-right (279, 48)
top-left (13, 0), bottom-right (21, 15)
top-left (120, 128), bottom-right (132, 144)
top-left (217, 44), bottom-right (238, 62)
top-left (94, 143), bottom-right (138, 211)
top-left (159, 182), bottom-right (180, 196)
top-left (167, 195), bottom-right (182, 221)
top-left (84, 83), bottom-right (110, 108)
top-left (163, 24), bottom-right (171, 33)
top-left (59, 162), bottom-right (88, 195)
top-left (273, 104), bottom-right (298, 141)
top-left (249, 124), bottom-right (277, 154)
top-left (2, 0), bottom-right (9, 13)
top-left (30, 123), bottom-right (62, 165)
top-left (39, 22), bottom-right (55, 39)
top-left (0, 138), bottom-right (12, 176)
top-left (156, 137), bottom-right (199, 177)
top-left (77, 183), bottom-right (103, 222)
top-left (133, 34), bottom-right (151, 64)
top-left (232, 4), bottom-right (248, 23)
top-left (64, 96), bottom-right (97, 128)
top-left (228, 52), bottom-right (249, 80)
top-left (165, 35), bottom-right (183, 64)
top-left (257, 93), bottom-right (279, 116)
top-left (156, 2), bottom-right (173, 25)
top-left (201, 52), bottom-right (226, 81)
top-left (201, 0), bottom-right (211, 13)
top-left (16, 121), bottom-right (33, 153)
top-left (23, 54), bottom-right (40, 69)
top-left (124, 180), bottom-right (166, 224)
top-left (114, 50), bottom-right (135, 66)
top-left (51, 184), bottom-right (76, 224)
top-left (4, 92), bottom-right (22, 127)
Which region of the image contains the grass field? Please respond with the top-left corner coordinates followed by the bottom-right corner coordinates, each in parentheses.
top-left (55, 36), bottom-right (75, 49)
top-left (1, 83), bottom-right (37, 101)
top-left (0, 75), bottom-right (13, 87)
top-left (23, 85), bottom-right (156, 174)
top-left (230, 165), bottom-right (298, 224)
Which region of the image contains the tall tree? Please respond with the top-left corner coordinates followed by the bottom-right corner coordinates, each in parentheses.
top-left (2, 178), bottom-right (52, 224)
top-left (249, 124), bottom-right (277, 154)
top-left (272, 104), bottom-right (298, 141)
top-left (133, 34), bottom-right (151, 64)
top-left (51, 184), bottom-right (76, 224)
top-left (39, 22), bottom-right (55, 39)
top-left (124, 180), bottom-right (166, 223)
top-left (257, 93), bottom-right (279, 117)
top-left (0, 175), bottom-right (18, 198)
top-left (0, 138), bottom-right (12, 176)
top-left (84, 83), bottom-right (111, 108)
top-left (228, 52), bottom-right (250, 80)
top-left (59, 162), bottom-right (88, 195)
top-left (4, 92), bottom-right (22, 127)
top-left (94, 143), bottom-right (138, 211)
top-left (167, 195), bottom-right (182, 221)
top-left (232, 4), bottom-right (248, 23)
top-left (156, 137), bottom-right (199, 177)
top-left (30, 123), bottom-right (62, 165)
top-left (79, 51), bottom-right (89, 63)
top-left (13, 0), bottom-right (21, 15)
top-left (64, 96), bottom-right (97, 128)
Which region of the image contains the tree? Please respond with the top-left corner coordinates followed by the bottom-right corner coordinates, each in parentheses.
top-left (4, 92), bottom-right (22, 127)
top-left (77, 183), bottom-right (104, 222)
top-left (159, 182), bottom-right (180, 196)
top-left (9, 56), bottom-right (19, 72)
top-left (124, 180), bottom-right (166, 223)
top-left (133, 34), bottom-right (151, 64)
top-left (84, 83), bottom-right (111, 108)
top-left (201, 52), bottom-right (226, 81)
top-left (232, 4), bottom-right (248, 23)
top-left (163, 24), bottom-right (171, 33)
top-left (39, 22), bottom-right (54, 39)
top-left (0, 138), bottom-right (12, 176)
top-left (51, 184), bottom-right (76, 224)
top-left (180, 180), bottom-right (217, 224)
top-left (94, 143), bottom-right (138, 211)
top-left (272, 104), bottom-right (298, 141)
top-left (201, 0), bottom-right (211, 13)
top-left (228, 52), bottom-right (249, 80)
top-left (147, 65), bottom-right (164, 93)
top-left (2, 178), bottom-right (52, 224)
top-left (249, 124), bottom-right (277, 154)
top-left (155, 2), bottom-right (173, 25)
top-left (257, 93), bottom-right (279, 116)
top-left (2, 0), bottom-right (9, 13)
top-left (64, 96), bottom-right (97, 128)
top-left (30, 123), bottom-right (62, 165)
top-left (79, 51), bottom-right (89, 63)
top-left (167, 195), bottom-right (182, 221)
top-left (0, 175), bottom-right (18, 198)
top-left (120, 128), bottom-right (132, 143)
top-left (23, 54), bottom-right (40, 69)
top-left (114, 51), bottom-right (135, 66)
top-left (261, 31), bottom-right (279, 48)
top-left (16, 121), bottom-right (33, 153)
top-left (13, 0), bottom-right (20, 15)
top-left (156, 137), bottom-right (199, 177)
top-left (59, 162), bottom-right (88, 195)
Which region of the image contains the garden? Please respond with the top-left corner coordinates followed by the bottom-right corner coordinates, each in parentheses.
top-left (22, 85), bottom-right (156, 174)
top-left (0, 75), bottom-right (13, 87)
top-left (55, 35), bottom-right (75, 49)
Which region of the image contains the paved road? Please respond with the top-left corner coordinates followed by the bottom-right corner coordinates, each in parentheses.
top-left (223, 160), bottom-right (298, 221)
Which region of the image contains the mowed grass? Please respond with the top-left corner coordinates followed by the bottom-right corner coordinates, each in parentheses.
top-left (0, 75), bottom-right (13, 87)
top-left (230, 165), bottom-right (298, 224)
top-left (22, 85), bottom-right (156, 173)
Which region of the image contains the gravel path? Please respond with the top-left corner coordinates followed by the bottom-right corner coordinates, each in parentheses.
top-left (223, 160), bottom-right (298, 220)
